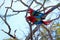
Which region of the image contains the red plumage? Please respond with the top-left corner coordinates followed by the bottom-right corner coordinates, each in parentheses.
top-left (27, 16), bottom-right (37, 23)
top-left (45, 9), bottom-right (52, 14)
top-left (42, 20), bottom-right (52, 25)
top-left (28, 8), bottom-right (34, 16)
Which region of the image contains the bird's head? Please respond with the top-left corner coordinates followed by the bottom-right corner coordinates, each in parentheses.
top-left (28, 8), bottom-right (34, 15)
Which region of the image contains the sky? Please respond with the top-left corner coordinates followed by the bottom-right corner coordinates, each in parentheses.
top-left (0, 0), bottom-right (60, 40)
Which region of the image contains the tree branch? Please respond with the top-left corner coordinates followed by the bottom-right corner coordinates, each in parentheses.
top-left (25, 24), bottom-right (41, 40)
top-left (0, 0), bottom-right (5, 8)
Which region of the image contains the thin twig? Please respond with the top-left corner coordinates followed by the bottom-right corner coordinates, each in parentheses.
top-left (13, 9), bottom-right (27, 12)
top-left (0, 16), bottom-right (11, 33)
top-left (14, 30), bottom-right (17, 37)
top-left (4, 8), bottom-right (9, 20)
top-left (2, 29), bottom-right (16, 39)
top-left (11, 0), bottom-right (13, 7)
top-left (20, 0), bottom-right (29, 7)
top-left (41, 24), bottom-right (53, 40)
top-left (35, 0), bottom-right (42, 5)
top-left (37, 0), bottom-right (46, 12)
top-left (0, 0), bottom-right (5, 8)
top-left (0, 16), bottom-right (17, 39)
top-left (25, 24), bottom-right (41, 40)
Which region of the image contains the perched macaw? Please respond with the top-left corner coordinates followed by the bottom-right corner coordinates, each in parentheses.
top-left (27, 8), bottom-right (45, 24)
top-left (27, 16), bottom-right (43, 24)
top-left (27, 3), bottom-right (60, 25)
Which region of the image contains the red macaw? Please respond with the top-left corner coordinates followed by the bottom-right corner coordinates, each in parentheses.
top-left (27, 3), bottom-right (60, 25)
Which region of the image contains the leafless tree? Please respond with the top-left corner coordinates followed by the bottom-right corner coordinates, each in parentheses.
top-left (0, 0), bottom-right (60, 40)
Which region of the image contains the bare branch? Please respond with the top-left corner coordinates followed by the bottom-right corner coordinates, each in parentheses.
top-left (41, 24), bottom-right (53, 40)
top-left (20, 0), bottom-right (29, 7)
top-left (37, 0), bottom-right (46, 12)
top-left (0, 16), bottom-right (17, 39)
top-left (0, 16), bottom-right (11, 33)
top-left (13, 9), bottom-right (27, 12)
top-left (34, 0), bottom-right (42, 5)
top-left (25, 24), bottom-right (41, 40)
top-left (2, 29), bottom-right (16, 39)
top-left (0, 0), bottom-right (5, 8)
top-left (11, 0), bottom-right (13, 7)
top-left (4, 0), bottom-right (14, 20)
top-left (14, 30), bottom-right (17, 37)
top-left (51, 14), bottom-right (60, 21)
top-left (58, 7), bottom-right (60, 10)
top-left (4, 8), bottom-right (9, 20)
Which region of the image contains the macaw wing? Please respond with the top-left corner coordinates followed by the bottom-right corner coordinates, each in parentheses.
top-left (45, 3), bottom-right (60, 14)
top-left (43, 3), bottom-right (60, 18)
top-left (42, 20), bottom-right (52, 25)
top-left (34, 13), bottom-right (45, 19)
top-left (34, 21), bottom-right (43, 24)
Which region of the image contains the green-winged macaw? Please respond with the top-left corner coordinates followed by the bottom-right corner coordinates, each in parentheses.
top-left (27, 3), bottom-right (60, 25)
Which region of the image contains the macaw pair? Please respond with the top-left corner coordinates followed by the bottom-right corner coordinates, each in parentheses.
top-left (27, 3), bottom-right (60, 25)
